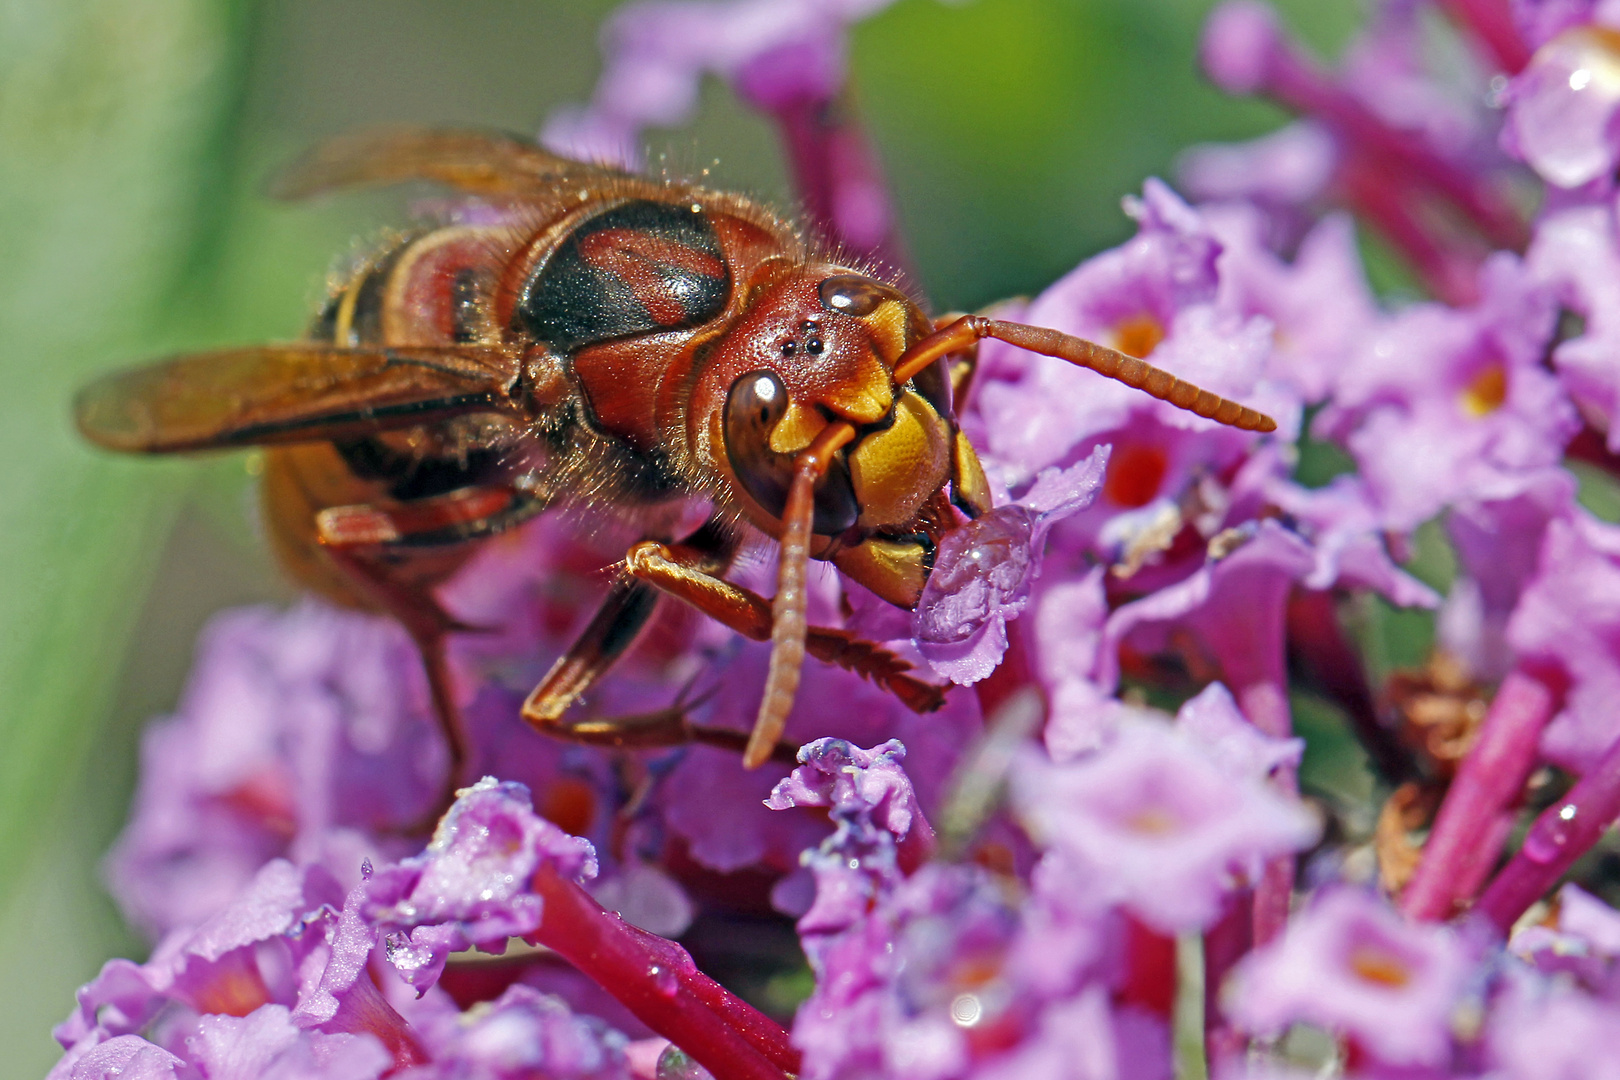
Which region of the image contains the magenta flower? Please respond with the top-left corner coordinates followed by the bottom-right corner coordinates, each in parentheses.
top-left (1226, 888), bottom-right (1473, 1067)
top-left (1205, 205), bottom-right (1379, 406)
top-left (1315, 253), bottom-right (1575, 532)
top-left (1528, 203), bottom-right (1620, 451)
top-left (971, 179), bottom-right (1298, 483)
top-left (1487, 971), bottom-right (1620, 1080)
top-left (1179, 121), bottom-right (1338, 218)
top-left (1439, 468), bottom-right (1577, 680)
top-left (364, 777), bottom-right (598, 991)
top-left (1013, 715), bottom-right (1316, 933)
top-left (541, 0), bottom-right (899, 166)
top-left (1505, 511), bottom-right (1620, 771)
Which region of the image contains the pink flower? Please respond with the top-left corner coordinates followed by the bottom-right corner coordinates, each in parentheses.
top-left (1506, 511), bottom-right (1620, 771)
top-left (1014, 718), bottom-right (1317, 933)
top-left (539, 0), bottom-right (907, 166)
top-left (1316, 253), bottom-right (1575, 532)
top-left (1226, 888), bottom-right (1472, 1067)
top-left (1528, 203), bottom-right (1620, 451)
top-left (1488, 971), bottom-right (1620, 1080)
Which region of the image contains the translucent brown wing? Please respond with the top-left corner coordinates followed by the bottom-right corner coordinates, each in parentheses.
top-left (75, 344), bottom-right (521, 453)
top-left (268, 127), bottom-right (627, 201)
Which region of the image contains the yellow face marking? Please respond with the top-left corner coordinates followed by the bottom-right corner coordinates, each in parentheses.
top-left (953, 432), bottom-right (993, 517)
top-left (768, 400), bottom-right (828, 454)
top-left (863, 299), bottom-right (912, 364)
top-left (821, 350), bottom-right (895, 424)
top-left (848, 391), bottom-right (951, 529)
top-left (831, 534), bottom-right (929, 609)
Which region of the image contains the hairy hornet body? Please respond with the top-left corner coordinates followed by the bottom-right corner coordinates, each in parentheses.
top-left (76, 129), bottom-right (1275, 792)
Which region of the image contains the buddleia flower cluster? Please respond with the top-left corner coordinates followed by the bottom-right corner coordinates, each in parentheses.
top-left (50, 1), bottom-right (1620, 1078)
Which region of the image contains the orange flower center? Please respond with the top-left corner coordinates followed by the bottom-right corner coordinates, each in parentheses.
top-left (1125, 805), bottom-right (1180, 835)
top-left (1460, 362), bottom-right (1508, 417)
top-left (1348, 944), bottom-right (1412, 988)
top-left (1111, 314), bottom-right (1166, 359)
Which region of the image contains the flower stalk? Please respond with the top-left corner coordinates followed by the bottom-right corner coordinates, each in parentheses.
top-left (529, 868), bottom-right (799, 1080)
top-left (1401, 670), bottom-right (1556, 920)
top-left (1475, 728), bottom-right (1620, 933)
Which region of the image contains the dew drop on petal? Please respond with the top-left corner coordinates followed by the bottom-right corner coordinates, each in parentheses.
top-left (950, 993), bottom-right (983, 1027)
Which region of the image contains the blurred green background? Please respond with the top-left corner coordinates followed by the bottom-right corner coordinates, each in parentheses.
top-left (0, 0), bottom-right (1363, 1074)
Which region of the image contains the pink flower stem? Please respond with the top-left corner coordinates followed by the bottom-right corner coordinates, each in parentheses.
top-left (1336, 156), bottom-right (1484, 305)
top-left (1475, 729), bottom-right (1620, 934)
top-left (759, 94), bottom-right (911, 276)
top-left (530, 868), bottom-right (798, 1080)
top-left (1257, 23), bottom-right (1528, 251)
top-left (1401, 670), bottom-right (1555, 920)
top-left (1202, 889), bottom-right (1253, 1069)
top-left (1437, 0), bottom-right (1531, 74)
top-left (1238, 678), bottom-right (1297, 947)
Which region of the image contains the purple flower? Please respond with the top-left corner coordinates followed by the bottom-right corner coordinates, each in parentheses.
top-left (1487, 971), bottom-right (1620, 1080)
top-left (48, 1036), bottom-right (187, 1080)
top-left (912, 447), bottom-right (1109, 684)
top-left (1201, 0), bottom-right (1283, 96)
top-left (1103, 520), bottom-right (1316, 703)
top-left (1316, 253), bottom-right (1574, 532)
top-left (1439, 468), bottom-right (1577, 680)
top-left (1225, 888), bottom-right (1472, 1067)
top-left (1513, 0), bottom-right (1614, 49)
top-left (1528, 203), bottom-right (1620, 451)
top-left (767, 738), bottom-right (931, 963)
top-left (1030, 569), bottom-right (1144, 762)
top-left (1556, 882), bottom-right (1620, 955)
top-left (1179, 122), bottom-right (1338, 216)
top-left (1013, 717), bottom-right (1317, 933)
top-left (1205, 205), bottom-right (1379, 406)
top-left (970, 179), bottom-right (1298, 482)
top-left (1174, 682), bottom-right (1304, 781)
top-left (1504, 23), bottom-right (1620, 188)
top-left (1264, 474), bottom-right (1442, 609)
top-left (365, 777), bottom-right (597, 991)
top-left (104, 603), bottom-right (439, 937)
top-left (408, 985), bottom-right (631, 1080)
top-left (56, 858), bottom-right (340, 1056)
top-left (185, 1007), bottom-right (390, 1080)
top-left (539, 0), bottom-right (904, 166)
top-left (765, 737), bottom-right (927, 847)
top-left (1505, 510), bottom-right (1620, 771)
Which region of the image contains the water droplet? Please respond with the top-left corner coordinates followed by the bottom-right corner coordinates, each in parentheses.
top-left (950, 993), bottom-right (983, 1027)
top-left (1522, 804), bottom-right (1579, 864)
top-left (655, 1044), bottom-right (715, 1080)
top-left (360, 858), bottom-right (373, 880)
top-left (649, 964), bottom-right (679, 998)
